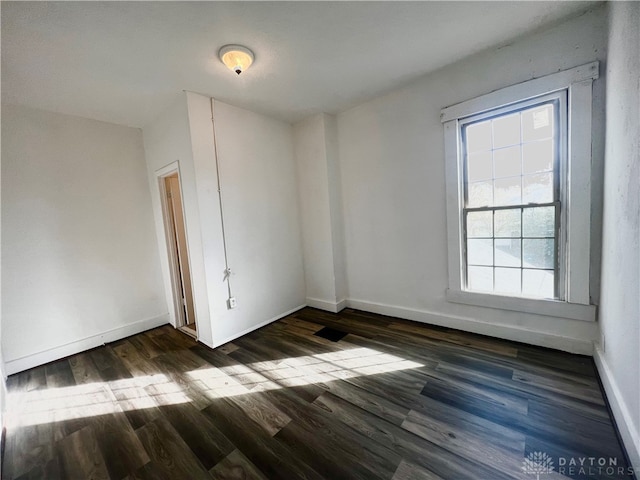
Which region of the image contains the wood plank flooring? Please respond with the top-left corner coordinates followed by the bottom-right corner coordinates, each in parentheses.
top-left (2, 308), bottom-right (634, 480)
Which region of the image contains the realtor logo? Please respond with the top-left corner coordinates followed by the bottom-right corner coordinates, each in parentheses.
top-left (522, 451), bottom-right (555, 479)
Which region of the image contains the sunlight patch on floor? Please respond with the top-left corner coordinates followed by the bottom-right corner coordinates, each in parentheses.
top-left (8, 347), bottom-right (422, 428)
top-left (188, 347), bottom-right (423, 398)
top-left (8, 373), bottom-right (190, 428)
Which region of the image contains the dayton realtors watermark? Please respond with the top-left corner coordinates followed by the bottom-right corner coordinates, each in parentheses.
top-left (558, 456), bottom-right (637, 477)
top-left (522, 451), bottom-right (638, 478)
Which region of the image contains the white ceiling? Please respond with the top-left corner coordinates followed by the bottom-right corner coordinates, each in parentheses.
top-left (2, 1), bottom-right (599, 128)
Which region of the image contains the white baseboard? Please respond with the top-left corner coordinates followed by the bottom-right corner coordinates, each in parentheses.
top-left (346, 299), bottom-right (594, 355)
top-left (336, 298), bottom-right (348, 312)
top-left (306, 297), bottom-right (348, 313)
top-left (211, 304), bottom-right (306, 348)
top-left (593, 346), bottom-right (640, 471)
top-left (5, 314), bottom-right (170, 375)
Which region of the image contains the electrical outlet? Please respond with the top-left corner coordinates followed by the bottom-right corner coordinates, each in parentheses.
top-left (227, 297), bottom-right (237, 309)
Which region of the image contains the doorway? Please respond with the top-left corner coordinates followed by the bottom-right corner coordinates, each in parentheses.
top-left (161, 171), bottom-right (197, 338)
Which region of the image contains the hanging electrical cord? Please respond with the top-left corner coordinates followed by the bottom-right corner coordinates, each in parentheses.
top-left (210, 97), bottom-right (233, 303)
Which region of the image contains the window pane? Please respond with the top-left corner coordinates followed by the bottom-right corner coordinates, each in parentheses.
top-left (466, 121), bottom-right (492, 152)
top-left (523, 139), bottom-right (553, 174)
top-left (495, 238), bottom-right (521, 267)
top-left (523, 172), bottom-right (553, 203)
top-left (494, 208), bottom-right (521, 237)
top-left (523, 238), bottom-right (554, 269)
top-left (467, 151), bottom-right (493, 182)
top-left (467, 211), bottom-right (493, 238)
top-left (522, 269), bottom-right (554, 298)
top-left (461, 99), bottom-right (560, 300)
top-left (522, 104), bottom-right (553, 142)
top-left (467, 239), bottom-right (493, 265)
top-left (492, 113), bottom-right (520, 148)
top-left (468, 266), bottom-right (493, 292)
top-left (495, 268), bottom-right (521, 294)
top-left (494, 146), bottom-right (521, 178)
top-left (523, 206), bottom-right (555, 237)
top-left (468, 181), bottom-right (493, 207)
top-left (494, 177), bottom-right (521, 206)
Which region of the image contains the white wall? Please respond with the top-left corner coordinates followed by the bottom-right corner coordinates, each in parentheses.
top-left (323, 115), bottom-right (348, 307)
top-left (210, 98), bottom-right (306, 344)
top-left (335, 7), bottom-right (607, 353)
top-left (295, 114), bottom-right (336, 306)
top-left (142, 94), bottom-right (215, 346)
top-left (596, 0), bottom-right (640, 469)
top-left (0, 101), bottom-right (5, 454)
top-left (143, 93), bottom-right (305, 348)
top-left (2, 104), bottom-right (167, 374)
top-left (294, 114), bottom-right (347, 311)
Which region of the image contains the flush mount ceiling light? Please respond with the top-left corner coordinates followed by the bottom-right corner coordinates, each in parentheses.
top-left (219, 44), bottom-right (254, 75)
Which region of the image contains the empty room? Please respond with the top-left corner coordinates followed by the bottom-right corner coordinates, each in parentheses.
top-left (1, 1), bottom-right (638, 479)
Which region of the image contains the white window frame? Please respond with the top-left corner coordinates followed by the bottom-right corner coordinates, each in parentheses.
top-left (442, 62), bottom-right (599, 322)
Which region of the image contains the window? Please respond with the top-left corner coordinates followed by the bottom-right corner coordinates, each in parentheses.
top-left (442, 62), bottom-right (599, 321)
top-left (462, 94), bottom-right (564, 299)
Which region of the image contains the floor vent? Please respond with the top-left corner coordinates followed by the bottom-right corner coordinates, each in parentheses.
top-left (314, 327), bottom-right (348, 342)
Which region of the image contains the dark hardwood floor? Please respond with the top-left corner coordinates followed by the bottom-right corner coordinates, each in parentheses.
top-left (3, 308), bottom-right (633, 480)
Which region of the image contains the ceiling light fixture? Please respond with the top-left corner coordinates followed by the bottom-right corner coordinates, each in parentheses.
top-left (219, 44), bottom-right (254, 75)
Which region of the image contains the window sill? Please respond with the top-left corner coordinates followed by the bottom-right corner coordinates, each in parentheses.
top-left (445, 289), bottom-right (596, 322)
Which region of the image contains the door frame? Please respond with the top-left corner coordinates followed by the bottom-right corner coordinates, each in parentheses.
top-left (156, 161), bottom-right (197, 335)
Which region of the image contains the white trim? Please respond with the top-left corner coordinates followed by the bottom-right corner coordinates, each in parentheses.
top-left (444, 119), bottom-right (464, 292)
top-left (211, 305), bottom-right (306, 348)
top-left (443, 63), bottom-right (598, 315)
top-left (155, 161), bottom-right (182, 329)
top-left (306, 297), bottom-right (348, 313)
top-left (593, 346), bottom-right (640, 471)
top-left (155, 160), bottom-right (182, 178)
top-left (5, 314), bottom-right (170, 375)
top-left (197, 334), bottom-right (215, 350)
top-left (157, 164), bottom-right (184, 328)
top-left (446, 289), bottom-right (596, 322)
top-left (441, 61), bottom-right (599, 122)
top-left (336, 298), bottom-right (348, 312)
top-left (346, 299), bottom-right (593, 354)
top-left (566, 80), bottom-right (593, 304)
top-left (155, 162), bottom-right (201, 338)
